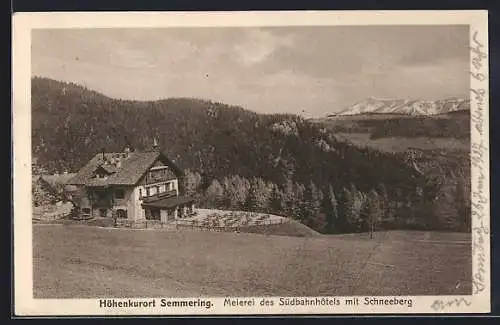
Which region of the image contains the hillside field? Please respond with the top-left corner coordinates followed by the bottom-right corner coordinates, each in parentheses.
top-left (311, 110), bottom-right (470, 153)
top-left (33, 225), bottom-right (471, 298)
top-left (334, 132), bottom-right (470, 153)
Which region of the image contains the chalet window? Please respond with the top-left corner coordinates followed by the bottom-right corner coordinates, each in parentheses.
top-left (151, 209), bottom-right (161, 220)
top-left (82, 208), bottom-right (91, 214)
top-left (146, 188), bottom-right (150, 197)
top-left (145, 208), bottom-right (160, 221)
top-left (95, 172), bottom-right (107, 179)
top-left (116, 209), bottom-right (127, 219)
top-left (115, 189), bottom-right (125, 199)
top-left (139, 189), bottom-right (143, 198)
top-left (93, 190), bottom-right (107, 201)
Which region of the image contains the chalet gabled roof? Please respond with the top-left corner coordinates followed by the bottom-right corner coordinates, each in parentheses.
top-left (41, 173), bottom-right (77, 188)
top-left (68, 151), bottom-right (184, 186)
top-left (34, 176), bottom-right (61, 196)
top-left (40, 173), bottom-right (78, 192)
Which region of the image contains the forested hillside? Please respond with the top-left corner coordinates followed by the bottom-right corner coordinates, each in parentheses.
top-left (32, 77), bottom-right (417, 190)
top-left (31, 77), bottom-right (470, 233)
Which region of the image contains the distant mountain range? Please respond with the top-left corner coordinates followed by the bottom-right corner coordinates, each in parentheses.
top-left (329, 97), bottom-right (470, 117)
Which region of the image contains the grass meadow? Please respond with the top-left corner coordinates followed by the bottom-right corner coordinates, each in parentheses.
top-left (33, 225), bottom-right (471, 298)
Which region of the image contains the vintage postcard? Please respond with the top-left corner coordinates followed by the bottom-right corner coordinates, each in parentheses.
top-left (12, 10), bottom-right (490, 316)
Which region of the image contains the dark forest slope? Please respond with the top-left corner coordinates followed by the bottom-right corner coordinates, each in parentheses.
top-left (32, 77), bottom-right (420, 196)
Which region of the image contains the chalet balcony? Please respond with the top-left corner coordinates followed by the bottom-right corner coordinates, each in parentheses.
top-left (142, 189), bottom-right (177, 203)
top-left (143, 171), bottom-right (177, 185)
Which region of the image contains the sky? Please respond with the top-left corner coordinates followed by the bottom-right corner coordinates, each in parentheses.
top-left (31, 26), bottom-right (470, 117)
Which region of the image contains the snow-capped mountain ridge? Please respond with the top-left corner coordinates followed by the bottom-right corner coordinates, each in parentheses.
top-left (333, 97), bottom-right (470, 116)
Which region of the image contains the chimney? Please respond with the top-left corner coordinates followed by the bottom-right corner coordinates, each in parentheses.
top-left (152, 136), bottom-right (159, 151)
top-left (123, 146), bottom-right (131, 158)
top-left (123, 136), bottom-right (134, 154)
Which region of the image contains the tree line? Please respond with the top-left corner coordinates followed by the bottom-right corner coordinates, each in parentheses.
top-left (183, 170), bottom-right (471, 234)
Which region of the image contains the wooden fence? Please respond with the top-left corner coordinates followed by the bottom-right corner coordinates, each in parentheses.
top-left (33, 211), bottom-right (71, 222)
top-left (35, 210), bottom-right (292, 233)
top-left (114, 219), bottom-right (175, 229)
top-left (174, 218), bottom-right (290, 233)
top-left (111, 217), bottom-right (291, 232)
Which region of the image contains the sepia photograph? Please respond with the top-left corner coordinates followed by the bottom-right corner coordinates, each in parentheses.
top-left (13, 11), bottom-right (490, 315)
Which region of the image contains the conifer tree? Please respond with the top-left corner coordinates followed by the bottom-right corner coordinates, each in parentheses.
top-left (283, 178), bottom-right (298, 219)
top-left (246, 177), bottom-right (272, 212)
top-left (269, 183), bottom-right (285, 215)
top-left (294, 182), bottom-right (306, 220)
top-left (184, 169), bottom-right (202, 200)
top-left (301, 181), bottom-right (324, 224)
top-left (455, 176), bottom-right (471, 232)
top-left (366, 189), bottom-right (382, 238)
top-left (338, 186), bottom-right (354, 232)
top-left (345, 184), bottom-right (366, 232)
top-left (205, 179), bottom-right (224, 208)
top-left (222, 175), bottom-right (250, 210)
top-left (326, 184), bottom-right (339, 232)
top-left (376, 183), bottom-right (389, 220)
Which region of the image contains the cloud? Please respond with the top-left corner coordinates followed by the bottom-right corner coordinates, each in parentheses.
top-left (233, 28), bottom-right (295, 66)
top-left (109, 48), bottom-right (157, 68)
top-left (386, 57), bottom-right (470, 98)
top-left (255, 25), bottom-right (469, 78)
